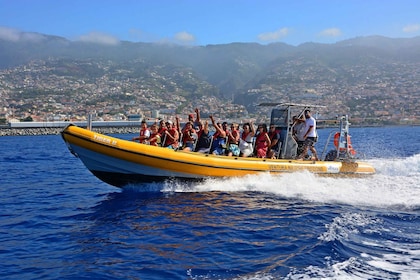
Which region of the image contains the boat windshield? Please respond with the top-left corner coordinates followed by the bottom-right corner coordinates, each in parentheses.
top-left (259, 102), bottom-right (325, 159)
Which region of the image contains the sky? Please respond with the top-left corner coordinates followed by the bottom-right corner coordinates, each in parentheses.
top-left (0, 0), bottom-right (419, 46)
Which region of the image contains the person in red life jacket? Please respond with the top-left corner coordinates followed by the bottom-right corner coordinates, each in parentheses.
top-left (132, 119), bottom-right (150, 144)
top-left (227, 123), bottom-right (240, 156)
top-left (163, 120), bottom-right (179, 149)
top-left (239, 122), bottom-right (255, 157)
top-left (182, 121), bottom-right (198, 151)
top-left (209, 115), bottom-right (227, 155)
top-left (158, 119), bottom-right (167, 135)
top-left (255, 123), bottom-right (271, 158)
top-left (148, 124), bottom-right (161, 146)
top-left (267, 123), bottom-right (280, 159)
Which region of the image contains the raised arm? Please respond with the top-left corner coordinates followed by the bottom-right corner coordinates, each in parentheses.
top-left (265, 133), bottom-right (271, 147)
top-left (209, 115), bottom-right (226, 137)
top-left (195, 108), bottom-right (201, 122)
top-left (249, 121), bottom-right (256, 137)
top-left (203, 120), bottom-right (209, 134)
top-left (175, 116), bottom-right (181, 134)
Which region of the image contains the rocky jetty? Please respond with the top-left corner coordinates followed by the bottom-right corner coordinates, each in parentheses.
top-left (0, 127), bottom-right (139, 136)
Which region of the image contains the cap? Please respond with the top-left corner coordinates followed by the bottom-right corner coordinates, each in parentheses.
top-left (166, 120), bottom-right (173, 124)
top-left (189, 114), bottom-right (194, 118)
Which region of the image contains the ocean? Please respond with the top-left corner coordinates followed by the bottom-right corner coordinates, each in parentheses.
top-left (0, 126), bottom-right (419, 280)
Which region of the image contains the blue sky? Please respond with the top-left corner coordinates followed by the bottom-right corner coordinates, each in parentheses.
top-left (0, 0), bottom-right (419, 46)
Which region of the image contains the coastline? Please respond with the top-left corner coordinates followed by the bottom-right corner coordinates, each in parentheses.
top-left (1, 122), bottom-right (418, 136)
top-left (0, 127), bottom-right (139, 136)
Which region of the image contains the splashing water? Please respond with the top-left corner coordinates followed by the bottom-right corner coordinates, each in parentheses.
top-left (157, 154), bottom-right (420, 211)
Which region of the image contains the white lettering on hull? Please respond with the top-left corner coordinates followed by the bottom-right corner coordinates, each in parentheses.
top-left (93, 134), bottom-right (117, 146)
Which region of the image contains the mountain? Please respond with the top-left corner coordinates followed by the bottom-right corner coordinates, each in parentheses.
top-left (1, 33), bottom-right (420, 122)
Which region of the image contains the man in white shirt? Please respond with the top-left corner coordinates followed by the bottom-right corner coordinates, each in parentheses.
top-left (297, 110), bottom-right (319, 160)
top-left (132, 120), bottom-right (151, 144)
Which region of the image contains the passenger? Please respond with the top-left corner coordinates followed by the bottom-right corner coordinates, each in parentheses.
top-left (239, 122), bottom-right (255, 157)
top-left (183, 108), bottom-right (201, 131)
top-left (292, 115), bottom-right (306, 156)
top-left (148, 124), bottom-right (161, 146)
top-left (209, 115), bottom-right (227, 155)
top-left (158, 119), bottom-right (167, 135)
top-left (221, 121), bottom-right (229, 137)
top-left (195, 120), bottom-right (212, 153)
top-left (297, 110), bottom-right (319, 160)
top-left (267, 124), bottom-right (280, 159)
top-left (226, 123), bottom-right (240, 156)
top-left (158, 119), bottom-right (169, 146)
top-left (255, 124), bottom-right (271, 158)
top-left (132, 119), bottom-right (150, 144)
top-left (163, 120), bottom-right (179, 149)
top-left (182, 121), bottom-right (198, 151)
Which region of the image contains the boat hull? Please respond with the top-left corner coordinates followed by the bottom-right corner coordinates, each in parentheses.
top-left (61, 125), bottom-right (375, 187)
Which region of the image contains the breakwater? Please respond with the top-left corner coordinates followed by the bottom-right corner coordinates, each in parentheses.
top-left (0, 127), bottom-right (139, 136)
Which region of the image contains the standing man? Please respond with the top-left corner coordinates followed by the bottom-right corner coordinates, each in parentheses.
top-left (297, 110), bottom-right (319, 161)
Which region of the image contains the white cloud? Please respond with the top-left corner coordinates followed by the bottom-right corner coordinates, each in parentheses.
top-left (258, 28), bottom-right (290, 42)
top-left (174, 31), bottom-right (196, 44)
top-left (0, 26), bottom-right (20, 41)
top-left (402, 24), bottom-right (420, 33)
top-left (319, 28), bottom-right (342, 37)
top-left (0, 26), bottom-right (45, 42)
top-left (20, 32), bottom-right (46, 42)
top-left (77, 32), bottom-right (120, 45)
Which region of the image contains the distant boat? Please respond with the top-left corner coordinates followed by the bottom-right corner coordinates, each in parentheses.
top-left (61, 103), bottom-right (375, 188)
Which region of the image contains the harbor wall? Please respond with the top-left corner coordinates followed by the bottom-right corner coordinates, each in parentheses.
top-left (0, 126), bottom-right (139, 136)
top-left (1, 120), bottom-right (145, 136)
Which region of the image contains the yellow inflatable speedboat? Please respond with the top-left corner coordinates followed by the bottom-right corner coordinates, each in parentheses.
top-left (61, 104), bottom-right (375, 187)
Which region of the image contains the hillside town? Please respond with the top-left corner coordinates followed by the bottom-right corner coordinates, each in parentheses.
top-left (0, 59), bottom-right (249, 125)
top-left (1, 57), bottom-right (419, 129)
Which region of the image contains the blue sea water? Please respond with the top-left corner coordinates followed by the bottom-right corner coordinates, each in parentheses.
top-left (0, 126), bottom-right (419, 280)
